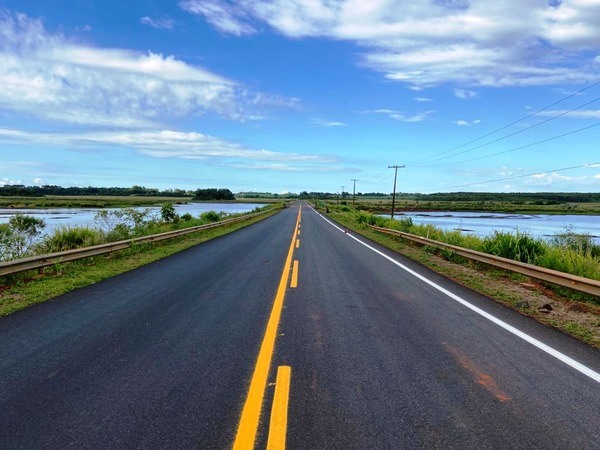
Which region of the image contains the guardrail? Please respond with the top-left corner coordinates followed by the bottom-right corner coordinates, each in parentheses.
top-left (0, 209), bottom-right (274, 277)
top-left (368, 224), bottom-right (600, 298)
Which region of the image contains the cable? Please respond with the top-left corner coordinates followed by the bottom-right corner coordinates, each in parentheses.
top-left (411, 96), bottom-right (600, 167)
top-left (424, 122), bottom-right (600, 167)
top-left (405, 79), bottom-right (600, 166)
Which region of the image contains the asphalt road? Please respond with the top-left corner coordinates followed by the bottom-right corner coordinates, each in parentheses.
top-left (1, 202), bottom-right (600, 449)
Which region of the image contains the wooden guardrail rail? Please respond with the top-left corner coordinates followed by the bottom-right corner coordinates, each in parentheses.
top-left (368, 224), bottom-right (600, 298)
top-left (0, 210), bottom-right (272, 277)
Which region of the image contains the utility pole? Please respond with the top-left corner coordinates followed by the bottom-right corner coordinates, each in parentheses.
top-left (388, 165), bottom-right (405, 219)
top-left (351, 179), bottom-right (359, 207)
top-left (340, 186), bottom-right (346, 204)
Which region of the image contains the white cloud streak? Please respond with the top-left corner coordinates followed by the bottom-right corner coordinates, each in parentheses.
top-left (181, 0), bottom-right (600, 88)
top-left (0, 127), bottom-right (338, 168)
top-left (536, 109), bottom-right (600, 119)
top-left (140, 16), bottom-right (175, 30)
top-left (0, 12), bottom-right (296, 128)
top-left (364, 109), bottom-right (435, 123)
top-left (312, 118), bottom-right (348, 127)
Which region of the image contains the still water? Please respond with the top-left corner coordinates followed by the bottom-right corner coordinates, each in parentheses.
top-left (0, 203), bottom-right (265, 236)
top-left (388, 211), bottom-right (600, 242)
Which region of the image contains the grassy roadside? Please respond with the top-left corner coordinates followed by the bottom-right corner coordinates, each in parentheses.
top-left (321, 206), bottom-right (600, 350)
top-left (0, 207), bottom-right (282, 317)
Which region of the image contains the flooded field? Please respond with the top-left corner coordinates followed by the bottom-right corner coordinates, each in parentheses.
top-left (0, 203), bottom-right (265, 235)
top-left (388, 211), bottom-right (600, 242)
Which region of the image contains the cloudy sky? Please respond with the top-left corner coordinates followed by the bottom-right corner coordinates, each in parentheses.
top-left (1, 0), bottom-right (599, 194)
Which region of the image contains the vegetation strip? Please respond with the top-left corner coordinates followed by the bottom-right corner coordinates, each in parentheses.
top-left (369, 224), bottom-right (600, 297)
top-left (0, 211), bottom-right (271, 277)
top-left (0, 207), bottom-right (282, 317)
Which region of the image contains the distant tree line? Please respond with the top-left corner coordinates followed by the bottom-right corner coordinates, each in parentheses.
top-left (3, 184), bottom-right (599, 203)
top-left (193, 188), bottom-right (235, 201)
top-left (0, 185), bottom-right (194, 197)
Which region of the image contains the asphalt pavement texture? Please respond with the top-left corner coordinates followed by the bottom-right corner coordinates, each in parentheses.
top-left (2, 202), bottom-right (600, 449)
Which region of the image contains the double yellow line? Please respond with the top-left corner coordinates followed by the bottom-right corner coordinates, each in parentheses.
top-left (233, 206), bottom-right (301, 450)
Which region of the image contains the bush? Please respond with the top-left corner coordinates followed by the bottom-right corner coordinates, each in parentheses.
top-left (540, 247), bottom-right (600, 281)
top-left (200, 211), bottom-right (221, 223)
top-left (180, 213), bottom-right (193, 222)
top-left (0, 214), bottom-right (45, 260)
top-left (548, 227), bottom-right (599, 257)
top-left (161, 203), bottom-right (179, 223)
top-left (481, 230), bottom-right (546, 264)
top-left (38, 226), bottom-right (105, 253)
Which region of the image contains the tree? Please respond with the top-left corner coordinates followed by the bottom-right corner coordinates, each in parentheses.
top-left (160, 203), bottom-right (179, 223)
top-left (193, 188), bottom-right (235, 201)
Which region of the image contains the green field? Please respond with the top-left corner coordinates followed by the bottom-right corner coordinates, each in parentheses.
top-left (0, 195), bottom-right (192, 209)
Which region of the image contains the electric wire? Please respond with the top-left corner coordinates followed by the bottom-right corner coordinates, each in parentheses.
top-left (411, 96), bottom-right (600, 167)
top-left (424, 121), bottom-right (600, 167)
top-left (404, 79), bottom-right (600, 166)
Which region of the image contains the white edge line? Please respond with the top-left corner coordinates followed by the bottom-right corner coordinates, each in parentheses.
top-left (311, 206), bottom-right (600, 384)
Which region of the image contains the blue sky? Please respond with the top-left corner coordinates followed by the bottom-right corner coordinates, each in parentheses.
top-left (1, 1), bottom-right (599, 194)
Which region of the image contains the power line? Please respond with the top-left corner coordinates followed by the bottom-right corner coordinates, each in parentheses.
top-left (411, 96), bottom-right (600, 167)
top-left (424, 122), bottom-right (600, 168)
top-left (405, 79), bottom-right (600, 166)
top-left (431, 161), bottom-right (600, 192)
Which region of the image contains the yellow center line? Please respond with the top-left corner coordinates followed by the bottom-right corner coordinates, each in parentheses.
top-left (295, 239), bottom-right (300, 249)
top-left (232, 206), bottom-right (301, 450)
top-left (266, 366), bottom-right (292, 450)
top-left (290, 260), bottom-right (299, 288)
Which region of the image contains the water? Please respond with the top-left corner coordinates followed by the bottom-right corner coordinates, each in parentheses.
top-left (0, 203), bottom-right (266, 236)
top-left (386, 211), bottom-right (600, 243)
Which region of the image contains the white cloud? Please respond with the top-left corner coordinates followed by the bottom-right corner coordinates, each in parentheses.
top-left (364, 109), bottom-right (435, 123)
top-left (536, 109), bottom-right (600, 119)
top-left (0, 178), bottom-right (22, 186)
top-left (454, 89), bottom-right (479, 99)
top-left (453, 119), bottom-right (481, 126)
top-left (414, 97), bottom-right (433, 102)
top-left (140, 16), bottom-right (175, 30)
top-left (312, 118), bottom-right (348, 127)
top-left (33, 177), bottom-right (45, 185)
top-left (181, 0), bottom-right (600, 87)
top-left (0, 12), bottom-right (295, 128)
top-left (0, 127), bottom-right (337, 166)
top-left (179, 0), bottom-right (256, 36)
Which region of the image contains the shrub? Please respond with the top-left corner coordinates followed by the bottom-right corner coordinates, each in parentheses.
top-left (0, 214), bottom-right (45, 259)
top-left (548, 227), bottom-right (599, 257)
top-left (200, 211), bottom-right (221, 223)
top-left (180, 213), bottom-right (193, 222)
top-left (481, 230), bottom-right (546, 264)
top-left (38, 226), bottom-right (105, 253)
top-left (161, 203), bottom-right (179, 223)
top-left (540, 247), bottom-right (600, 281)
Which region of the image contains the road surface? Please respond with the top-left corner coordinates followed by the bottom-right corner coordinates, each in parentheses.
top-left (1, 202), bottom-right (599, 449)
